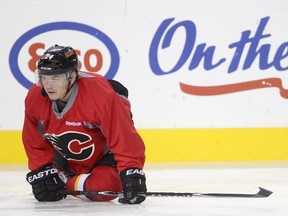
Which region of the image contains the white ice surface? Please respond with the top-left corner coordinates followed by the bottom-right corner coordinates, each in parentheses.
top-left (0, 162), bottom-right (288, 216)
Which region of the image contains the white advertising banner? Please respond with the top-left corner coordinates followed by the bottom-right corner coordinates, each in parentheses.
top-left (1, 0), bottom-right (288, 130)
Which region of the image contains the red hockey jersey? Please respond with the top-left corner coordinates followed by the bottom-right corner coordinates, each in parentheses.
top-left (22, 74), bottom-right (145, 174)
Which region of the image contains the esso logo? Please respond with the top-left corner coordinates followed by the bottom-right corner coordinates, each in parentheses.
top-left (9, 22), bottom-right (120, 89)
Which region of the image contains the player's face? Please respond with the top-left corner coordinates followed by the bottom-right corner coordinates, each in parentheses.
top-left (40, 74), bottom-right (69, 100)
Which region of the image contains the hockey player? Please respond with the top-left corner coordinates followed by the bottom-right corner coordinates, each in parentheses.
top-left (23, 45), bottom-right (147, 204)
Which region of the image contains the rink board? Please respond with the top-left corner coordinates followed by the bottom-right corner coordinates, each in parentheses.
top-left (1, 128), bottom-right (288, 163)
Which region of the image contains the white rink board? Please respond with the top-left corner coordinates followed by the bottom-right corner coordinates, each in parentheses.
top-left (1, 0), bottom-right (288, 130)
top-left (0, 163), bottom-right (288, 216)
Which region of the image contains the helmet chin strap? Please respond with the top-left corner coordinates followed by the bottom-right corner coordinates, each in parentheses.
top-left (55, 79), bottom-right (76, 103)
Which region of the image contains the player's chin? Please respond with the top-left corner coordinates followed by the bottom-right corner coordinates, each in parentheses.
top-left (47, 93), bottom-right (59, 100)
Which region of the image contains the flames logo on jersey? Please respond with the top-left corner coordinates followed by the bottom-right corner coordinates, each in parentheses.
top-left (44, 131), bottom-right (95, 161)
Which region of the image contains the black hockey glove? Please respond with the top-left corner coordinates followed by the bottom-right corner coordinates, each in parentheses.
top-left (119, 168), bottom-right (147, 204)
top-left (26, 164), bottom-right (66, 202)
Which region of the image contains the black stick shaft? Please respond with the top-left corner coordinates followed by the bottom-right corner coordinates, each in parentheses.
top-left (58, 187), bottom-right (272, 198)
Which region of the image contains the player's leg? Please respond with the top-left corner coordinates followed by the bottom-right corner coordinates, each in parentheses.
top-left (66, 165), bottom-right (122, 201)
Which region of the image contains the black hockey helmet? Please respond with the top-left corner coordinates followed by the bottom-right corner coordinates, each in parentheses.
top-left (37, 45), bottom-right (78, 75)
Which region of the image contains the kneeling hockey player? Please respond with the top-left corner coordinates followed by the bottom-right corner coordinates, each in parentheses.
top-left (22, 45), bottom-right (147, 204)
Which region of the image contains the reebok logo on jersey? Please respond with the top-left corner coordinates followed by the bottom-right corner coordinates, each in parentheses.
top-left (65, 121), bottom-right (82, 126)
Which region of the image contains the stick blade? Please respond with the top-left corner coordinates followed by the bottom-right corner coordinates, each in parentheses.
top-left (257, 187), bottom-right (273, 197)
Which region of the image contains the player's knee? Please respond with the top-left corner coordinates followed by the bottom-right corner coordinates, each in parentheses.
top-left (86, 166), bottom-right (122, 201)
top-left (66, 166), bottom-right (121, 202)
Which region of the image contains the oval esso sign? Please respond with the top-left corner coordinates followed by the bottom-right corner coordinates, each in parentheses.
top-left (9, 22), bottom-right (120, 89)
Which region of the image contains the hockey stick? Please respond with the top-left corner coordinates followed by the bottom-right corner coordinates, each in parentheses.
top-left (58, 187), bottom-right (272, 198)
